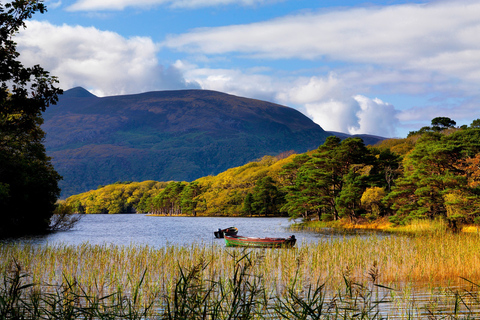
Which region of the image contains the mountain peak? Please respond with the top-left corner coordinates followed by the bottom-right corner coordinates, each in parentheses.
top-left (62, 87), bottom-right (97, 98)
top-left (43, 89), bottom-right (330, 197)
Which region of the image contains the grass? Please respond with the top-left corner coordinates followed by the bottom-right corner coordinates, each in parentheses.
top-left (293, 218), bottom-right (477, 235)
top-left (2, 233), bottom-right (480, 318)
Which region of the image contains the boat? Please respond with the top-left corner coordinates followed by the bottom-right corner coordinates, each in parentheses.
top-left (214, 227), bottom-right (238, 238)
top-left (224, 235), bottom-right (296, 248)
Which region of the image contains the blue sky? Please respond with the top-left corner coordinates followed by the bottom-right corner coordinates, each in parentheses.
top-left (15, 0), bottom-right (480, 138)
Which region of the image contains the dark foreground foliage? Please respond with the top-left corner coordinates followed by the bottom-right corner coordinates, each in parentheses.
top-left (0, 0), bottom-right (63, 237)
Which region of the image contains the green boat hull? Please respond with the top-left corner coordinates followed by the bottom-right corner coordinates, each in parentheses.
top-left (224, 235), bottom-right (296, 248)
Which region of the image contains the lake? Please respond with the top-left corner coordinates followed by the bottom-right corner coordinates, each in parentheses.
top-left (2, 214), bottom-right (381, 247)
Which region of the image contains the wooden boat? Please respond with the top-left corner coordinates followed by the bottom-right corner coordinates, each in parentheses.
top-left (214, 227), bottom-right (238, 238)
top-left (224, 235), bottom-right (296, 248)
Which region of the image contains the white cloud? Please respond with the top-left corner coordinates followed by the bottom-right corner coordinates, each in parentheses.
top-left (17, 21), bottom-right (198, 96)
top-left (164, 1), bottom-right (480, 92)
top-left (176, 62), bottom-right (278, 102)
top-left (175, 62), bottom-right (402, 137)
top-left (352, 95), bottom-right (399, 137)
top-left (45, 0), bottom-right (62, 9)
top-left (304, 98), bottom-right (362, 134)
top-left (301, 95), bottom-right (400, 137)
top-left (16, 2), bottom-right (480, 138)
top-left (67, 0), bottom-right (281, 11)
top-left (276, 75), bottom-right (343, 105)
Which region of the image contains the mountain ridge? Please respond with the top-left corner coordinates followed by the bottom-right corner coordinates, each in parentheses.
top-left (43, 88), bottom-right (335, 197)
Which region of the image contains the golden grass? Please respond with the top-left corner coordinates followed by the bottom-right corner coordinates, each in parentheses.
top-left (294, 218), bottom-right (480, 235)
top-left (2, 232), bottom-right (480, 301)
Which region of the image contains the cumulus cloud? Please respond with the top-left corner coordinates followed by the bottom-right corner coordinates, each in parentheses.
top-left (175, 62), bottom-right (402, 137)
top-left (301, 95), bottom-right (400, 137)
top-left (304, 98), bottom-right (362, 134)
top-left (275, 75), bottom-right (399, 137)
top-left (67, 0), bottom-right (281, 11)
top-left (16, 21), bottom-right (198, 96)
top-left (351, 96), bottom-right (399, 137)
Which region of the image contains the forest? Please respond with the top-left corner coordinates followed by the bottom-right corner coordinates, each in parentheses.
top-left (65, 117), bottom-right (480, 231)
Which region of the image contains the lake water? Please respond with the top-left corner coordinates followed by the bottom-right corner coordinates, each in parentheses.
top-left (2, 214), bottom-right (379, 247)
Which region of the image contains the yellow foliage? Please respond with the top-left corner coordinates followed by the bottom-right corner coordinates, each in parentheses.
top-left (361, 187), bottom-right (386, 219)
top-left (443, 191), bottom-right (469, 219)
top-left (193, 153), bottom-right (298, 216)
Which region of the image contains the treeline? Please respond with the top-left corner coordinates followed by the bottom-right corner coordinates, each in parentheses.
top-left (67, 181), bottom-right (168, 214)
top-left (66, 118), bottom-right (480, 231)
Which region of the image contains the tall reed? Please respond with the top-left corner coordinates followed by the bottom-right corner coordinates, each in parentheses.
top-left (2, 233), bottom-right (480, 318)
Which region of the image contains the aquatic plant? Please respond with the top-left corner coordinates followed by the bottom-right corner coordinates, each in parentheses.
top-left (2, 233), bottom-right (480, 318)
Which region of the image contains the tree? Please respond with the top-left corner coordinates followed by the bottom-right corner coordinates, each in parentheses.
top-left (242, 192), bottom-right (254, 216)
top-left (180, 182), bottom-right (201, 216)
top-left (431, 117), bottom-right (456, 131)
top-left (0, 0), bottom-right (63, 237)
top-left (361, 187), bottom-right (386, 221)
top-left (470, 119), bottom-right (480, 129)
top-left (386, 130), bottom-right (480, 229)
top-left (281, 137), bottom-right (374, 221)
top-left (250, 176), bottom-right (284, 216)
top-left (408, 117), bottom-right (457, 136)
top-left (336, 167), bottom-right (366, 222)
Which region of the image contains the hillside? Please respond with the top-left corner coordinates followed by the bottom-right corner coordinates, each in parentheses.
top-left (43, 88), bottom-right (333, 197)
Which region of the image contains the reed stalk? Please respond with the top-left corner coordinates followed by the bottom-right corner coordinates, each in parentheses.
top-left (2, 233), bottom-right (480, 318)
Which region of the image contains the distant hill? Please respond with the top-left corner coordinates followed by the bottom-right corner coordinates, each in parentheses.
top-left (326, 131), bottom-right (386, 147)
top-left (43, 88), bottom-right (335, 197)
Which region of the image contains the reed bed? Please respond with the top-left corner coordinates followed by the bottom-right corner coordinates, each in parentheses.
top-left (3, 234), bottom-right (480, 293)
top-left (2, 233), bottom-right (480, 318)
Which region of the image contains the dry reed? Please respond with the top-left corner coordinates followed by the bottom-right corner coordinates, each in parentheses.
top-left (2, 232), bottom-right (480, 295)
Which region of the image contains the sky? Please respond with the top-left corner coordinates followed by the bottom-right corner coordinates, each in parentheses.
top-left (13, 0), bottom-right (480, 138)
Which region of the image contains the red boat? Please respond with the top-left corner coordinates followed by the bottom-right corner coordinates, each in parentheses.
top-left (224, 235), bottom-right (296, 248)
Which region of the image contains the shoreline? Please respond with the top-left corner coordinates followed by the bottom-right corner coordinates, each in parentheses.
top-left (291, 217), bottom-right (480, 234)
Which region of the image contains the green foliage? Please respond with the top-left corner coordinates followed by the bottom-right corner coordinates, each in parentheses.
top-left (0, 0), bottom-right (63, 237)
top-left (470, 118), bottom-right (480, 129)
top-left (407, 116), bottom-right (456, 137)
top-left (431, 116), bottom-right (456, 130)
top-left (65, 118), bottom-right (480, 231)
top-left (248, 176), bottom-right (285, 216)
top-left (386, 129), bottom-right (480, 229)
top-left (281, 137), bottom-right (384, 222)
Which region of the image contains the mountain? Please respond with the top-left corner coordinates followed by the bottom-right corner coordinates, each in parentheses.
top-left (43, 88), bottom-right (333, 197)
top-left (326, 131), bottom-right (386, 146)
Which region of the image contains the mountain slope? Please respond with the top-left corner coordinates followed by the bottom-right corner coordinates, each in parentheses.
top-left (43, 88), bottom-right (331, 197)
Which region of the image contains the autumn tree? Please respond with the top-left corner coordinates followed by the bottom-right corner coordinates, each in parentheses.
top-left (361, 187), bottom-right (386, 221)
